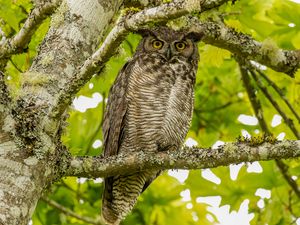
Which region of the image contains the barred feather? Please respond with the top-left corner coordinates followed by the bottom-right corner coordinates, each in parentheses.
top-left (101, 27), bottom-right (200, 225)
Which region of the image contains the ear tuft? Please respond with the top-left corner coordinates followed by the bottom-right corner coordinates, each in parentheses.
top-left (135, 28), bottom-right (154, 37)
top-left (185, 31), bottom-right (204, 42)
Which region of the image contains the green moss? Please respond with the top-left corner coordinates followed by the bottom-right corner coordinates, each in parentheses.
top-left (236, 133), bottom-right (277, 146)
top-left (261, 38), bottom-right (286, 66)
top-left (184, 0), bottom-right (199, 13)
top-left (21, 72), bottom-right (51, 86)
top-left (121, 7), bottom-right (141, 16)
top-left (40, 53), bottom-right (55, 67)
top-left (51, 1), bottom-right (68, 28)
top-left (167, 16), bottom-right (189, 30)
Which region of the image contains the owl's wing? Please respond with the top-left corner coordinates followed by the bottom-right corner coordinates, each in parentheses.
top-left (102, 61), bottom-right (131, 157)
top-left (102, 62), bottom-right (131, 222)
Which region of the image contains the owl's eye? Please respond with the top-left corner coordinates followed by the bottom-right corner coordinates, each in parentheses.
top-left (152, 40), bottom-right (164, 49)
top-left (175, 42), bottom-right (186, 50)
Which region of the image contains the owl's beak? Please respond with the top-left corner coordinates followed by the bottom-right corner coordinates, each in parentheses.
top-left (165, 47), bottom-right (172, 60)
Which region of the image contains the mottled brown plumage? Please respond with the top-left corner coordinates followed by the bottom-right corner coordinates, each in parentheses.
top-left (101, 27), bottom-right (203, 225)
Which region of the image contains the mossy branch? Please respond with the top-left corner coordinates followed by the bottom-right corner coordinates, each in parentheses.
top-left (50, 0), bottom-right (299, 121)
top-left (49, 0), bottom-right (232, 119)
top-left (0, 0), bottom-right (62, 59)
top-left (198, 20), bottom-right (300, 77)
top-left (64, 140), bottom-right (300, 178)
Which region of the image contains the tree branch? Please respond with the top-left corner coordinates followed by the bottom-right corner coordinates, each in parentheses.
top-left (238, 59), bottom-right (270, 133)
top-left (42, 196), bottom-right (103, 225)
top-left (64, 140), bottom-right (300, 178)
top-left (237, 59), bottom-right (300, 199)
top-left (50, 1), bottom-right (299, 120)
top-left (49, 0), bottom-right (232, 119)
top-left (250, 70), bottom-right (300, 139)
top-left (197, 20), bottom-right (300, 77)
top-left (0, 0), bottom-right (62, 59)
top-left (275, 159), bottom-right (300, 199)
top-left (256, 69), bottom-right (300, 124)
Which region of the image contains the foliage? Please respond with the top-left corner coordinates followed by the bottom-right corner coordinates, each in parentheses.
top-left (1, 0), bottom-right (300, 224)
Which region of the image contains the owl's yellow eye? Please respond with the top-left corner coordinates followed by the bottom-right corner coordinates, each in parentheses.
top-left (152, 40), bottom-right (163, 49)
top-left (175, 42), bottom-right (186, 50)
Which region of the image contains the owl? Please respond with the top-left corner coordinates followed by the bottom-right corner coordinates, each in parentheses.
top-left (101, 26), bottom-right (203, 225)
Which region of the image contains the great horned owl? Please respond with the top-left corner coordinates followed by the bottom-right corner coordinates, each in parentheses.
top-left (102, 26), bottom-right (203, 225)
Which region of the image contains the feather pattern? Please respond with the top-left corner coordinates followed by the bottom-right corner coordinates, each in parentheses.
top-left (102, 27), bottom-right (201, 225)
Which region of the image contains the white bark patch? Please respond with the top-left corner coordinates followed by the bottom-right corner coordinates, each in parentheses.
top-left (70, 158), bottom-right (82, 168)
top-left (10, 206), bottom-right (21, 218)
top-left (220, 27), bottom-right (228, 40)
top-left (21, 205), bottom-right (28, 217)
top-left (67, 24), bottom-right (85, 44)
top-left (0, 214), bottom-right (6, 221)
top-left (64, 64), bottom-right (75, 77)
top-left (2, 114), bottom-right (15, 133)
top-left (0, 158), bottom-right (23, 173)
top-left (15, 176), bottom-right (31, 189)
top-left (0, 141), bottom-right (16, 156)
top-left (68, 0), bottom-right (110, 31)
top-left (24, 157), bottom-right (38, 166)
top-left (185, 0), bottom-right (200, 12)
top-left (258, 145), bottom-right (269, 160)
top-left (44, 167), bottom-right (52, 177)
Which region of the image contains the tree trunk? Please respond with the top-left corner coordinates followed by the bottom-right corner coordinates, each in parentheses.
top-left (0, 1), bottom-right (122, 224)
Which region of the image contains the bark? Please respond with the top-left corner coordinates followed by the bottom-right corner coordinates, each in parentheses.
top-left (0, 0), bottom-right (62, 72)
top-left (0, 1), bottom-right (122, 224)
top-left (64, 140), bottom-right (300, 178)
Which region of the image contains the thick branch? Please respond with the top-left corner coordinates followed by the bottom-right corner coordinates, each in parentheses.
top-left (198, 20), bottom-right (300, 77)
top-left (50, 0), bottom-right (299, 119)
top-left (0, 0), bottom-right (62, 59)
top-left (50, 0), bottom-right (232, 118)
top-left (64, 140), bottom-right (300, 178)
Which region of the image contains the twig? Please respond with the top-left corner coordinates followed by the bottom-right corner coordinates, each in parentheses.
top-left (9, 59), bottom-right (24, 73)
top-left (64, 140), bottom-right (300, 178)
top-left (250, 70), bottom-right (300, 139)
top-left (238, 59), bottom-right (270, 133)
top-left (196, 100), bottom-right (242, 113)
top-left (42, 196), bottom-right (103, 225)
top-left (256, 69), bottom-right (300, 124)
top-left (276, 160), bottom-right (300, 199)
top-left (238, 60), bottom-right (300, 199)
top-left (0, 0), bottom-right (62, 59)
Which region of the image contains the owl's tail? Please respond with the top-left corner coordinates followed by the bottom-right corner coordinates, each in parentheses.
top-left (101, 171), bottom-right (158, 225)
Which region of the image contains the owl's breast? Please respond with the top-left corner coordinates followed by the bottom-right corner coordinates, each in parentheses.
top-left (122, 55), bottom-right (196, 152)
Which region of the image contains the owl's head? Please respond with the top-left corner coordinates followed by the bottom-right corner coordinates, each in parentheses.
top-left (135, 26), bottom-right (203, 61)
